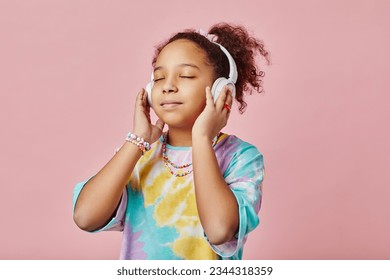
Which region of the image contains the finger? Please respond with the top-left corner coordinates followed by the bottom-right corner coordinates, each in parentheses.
top-left (216, 85), bottom-right (229, 111)
top-left (140, 89), bottom-right (152, 114)
top-left (136, 88), bottom-right (147, 109)
top-left (223, 88), bottom-right (234, 115)
top-left (136, 88), bottom-right (144, 105)
top-left (142, 88), bottom-right (150, 106)
top-left (155, 118), bottom-right (165, 131)
top-left (223, 104), bottom-right (231, 116)
top-left (205, 86), bottom-right (215, 108)
top-left (225, 88), bottom-right (233, 107)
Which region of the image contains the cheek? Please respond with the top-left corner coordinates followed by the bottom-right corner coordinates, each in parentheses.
top-left (189, 96), bottom-right (207, 116)
top-left (150, 88), bottom-right (162, 107)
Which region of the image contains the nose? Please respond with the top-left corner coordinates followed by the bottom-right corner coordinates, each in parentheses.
top-left (162, 78), bottom-right (178, 94)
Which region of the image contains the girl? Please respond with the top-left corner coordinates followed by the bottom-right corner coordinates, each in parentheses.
top-left (73, 22), bottom-right (269, 260)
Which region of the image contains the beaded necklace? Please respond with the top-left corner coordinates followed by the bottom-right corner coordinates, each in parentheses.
top-left (162, 132), bottom-right (221, 177)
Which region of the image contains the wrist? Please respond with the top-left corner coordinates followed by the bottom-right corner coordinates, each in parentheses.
top-left (132, 130), bottom-right (150, 143)
top-left (192, 133), bottom-right (211, 143)
top-left (192, 131), bottom-right (221, 147)
top-left (192, 130), bottom-right (213, 142)
top-left (125, 132), bottom-right (151, 155)
top-left (122, 141), bottom-right (143, 157)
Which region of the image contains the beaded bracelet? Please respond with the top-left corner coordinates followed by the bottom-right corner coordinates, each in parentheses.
top-left (125, 132), bottom-right (151, 155)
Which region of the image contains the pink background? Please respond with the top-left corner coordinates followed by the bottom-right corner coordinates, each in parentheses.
top-left (1, 0), bottom-right (389, 259)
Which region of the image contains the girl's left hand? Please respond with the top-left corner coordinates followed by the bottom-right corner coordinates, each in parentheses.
top-left (192, 85), bottom-right (233, 141)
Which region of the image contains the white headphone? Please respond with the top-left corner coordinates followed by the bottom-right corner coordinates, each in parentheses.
top-left (145, 41), bottom-right (238, 107)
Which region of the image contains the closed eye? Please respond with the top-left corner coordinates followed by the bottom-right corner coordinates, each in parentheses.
top-left (180, 76), bottom-right (195, 79)
top-left (154, 78), bottom-right (164, 82)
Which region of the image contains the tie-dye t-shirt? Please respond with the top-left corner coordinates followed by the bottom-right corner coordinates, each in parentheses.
top-left (73, 133), bottom-right (264, 260)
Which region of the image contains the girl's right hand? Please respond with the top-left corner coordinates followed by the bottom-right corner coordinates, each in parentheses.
top-left (133, 88), bottom-right (165, 143)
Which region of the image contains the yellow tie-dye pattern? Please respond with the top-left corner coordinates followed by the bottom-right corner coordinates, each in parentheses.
top-left (173, 237), bottom-right (219, 260)
top-left (143, 171), bottom-right (168, 206)
top-left (180, 188), bottom-right (198, 217)
top-left (154, 181), bottom-right (191, 226)
top-left (129, 145), bottom-right (158, 191)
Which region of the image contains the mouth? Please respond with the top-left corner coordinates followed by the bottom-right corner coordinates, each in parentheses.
top-left (160, 101), bottom-right (183, 108)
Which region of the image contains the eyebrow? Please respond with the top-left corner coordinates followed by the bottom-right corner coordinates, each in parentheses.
top-left (153, 63), bottom-right (200, 72)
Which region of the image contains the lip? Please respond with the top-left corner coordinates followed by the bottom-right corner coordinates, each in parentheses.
top-left (160, 100), bottom-right (183, 108)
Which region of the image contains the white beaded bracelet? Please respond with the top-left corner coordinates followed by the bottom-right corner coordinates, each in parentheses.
top-left (125, 132), bottom-right (151, 155)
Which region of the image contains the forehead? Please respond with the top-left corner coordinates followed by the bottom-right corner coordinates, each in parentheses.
top-left (155, 39), bottom-right (208, 67)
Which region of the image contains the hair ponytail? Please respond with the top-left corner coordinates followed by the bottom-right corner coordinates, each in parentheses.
top-left (209, 23), bottom-right (270, 113)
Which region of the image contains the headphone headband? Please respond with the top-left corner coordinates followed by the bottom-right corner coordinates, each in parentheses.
top-left (213, 42), bottom-right (238, 83)
top-left (198, 29), bottom-right (238, 83)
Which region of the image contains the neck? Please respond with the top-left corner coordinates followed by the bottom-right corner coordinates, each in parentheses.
top-left (166, 127), bottom-right (192, 147)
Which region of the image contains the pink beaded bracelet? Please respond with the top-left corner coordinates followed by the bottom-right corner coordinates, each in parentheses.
top-left (125, 132), bottom-right (151, 155)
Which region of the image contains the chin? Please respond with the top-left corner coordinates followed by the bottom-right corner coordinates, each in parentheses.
top-left (155, 109), bottom-right (200, 129)
top-left (161, 116), bottom-right (193, 130)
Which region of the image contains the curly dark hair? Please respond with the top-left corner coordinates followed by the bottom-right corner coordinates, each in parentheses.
top-left (152, 22), bottom-right (270, 113)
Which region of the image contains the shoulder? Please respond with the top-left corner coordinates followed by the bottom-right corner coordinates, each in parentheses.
top-left (216, 134), bottom-right (263, 160)
top-left (215, 133), bottom-right (264, 175)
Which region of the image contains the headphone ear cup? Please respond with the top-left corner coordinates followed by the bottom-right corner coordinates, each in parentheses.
top-left (211, 78), bottom-right (236, 103)
top-left (211, 78), bottom-right (227, 104)
top-left (145, 82), bottom-right (153, 107)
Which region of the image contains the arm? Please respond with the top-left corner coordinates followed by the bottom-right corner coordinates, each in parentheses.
top-left (192, 86), bottom-right (237, 245)
top-left (199, 142), bottom-right (264, 259)
top-left (192, 135), bottom-right (238, 245)
top-left (73, 142), bottom-right (142, 232)
top-left (73, 89), bottom-right (164, 231)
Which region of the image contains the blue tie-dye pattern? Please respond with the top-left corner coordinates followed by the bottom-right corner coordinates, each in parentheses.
top-left (125, 187), bottom-right (180, 259)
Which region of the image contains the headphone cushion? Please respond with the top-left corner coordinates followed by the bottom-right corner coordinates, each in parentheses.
top-left (145, 82), bottom-right (153, 106)
top-left (211, 78), bottom-right (236, 102)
